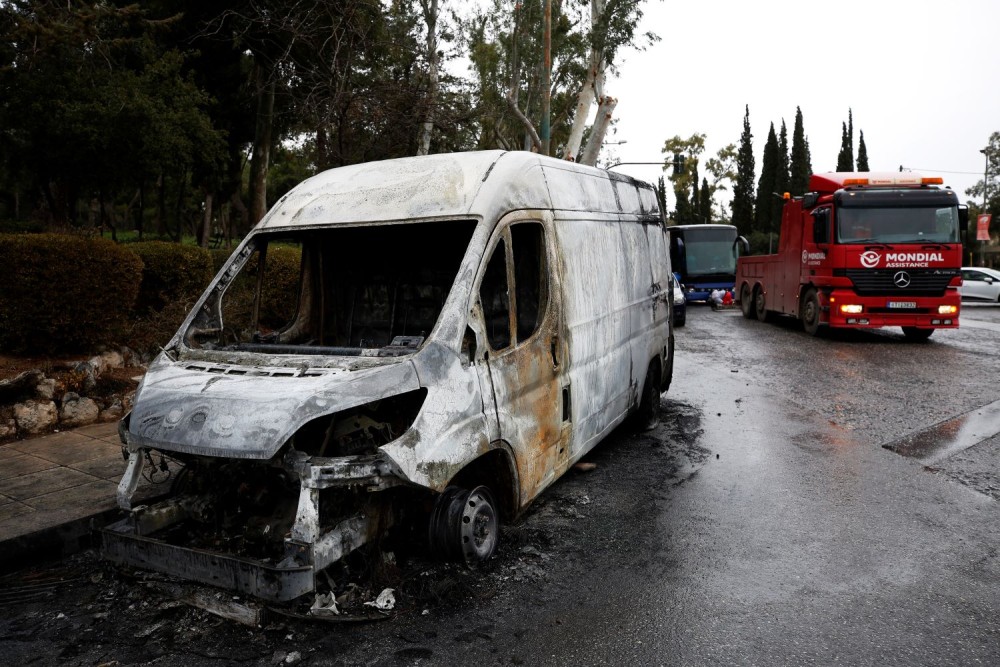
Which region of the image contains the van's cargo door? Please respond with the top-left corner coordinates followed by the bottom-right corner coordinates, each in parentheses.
top-left (476, 217), bottom-right (567, 504)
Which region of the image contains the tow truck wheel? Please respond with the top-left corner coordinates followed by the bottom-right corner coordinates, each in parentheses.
top-left (740, 284), bottom-right (756, 320)
top-left (902, 326), bottom-right (934, 341)
top-left (429, 485), bottom-right (499, 566)
top-left (801, 288), bottom-right (821, 336)
top-left (754, 286), bottom-right (770, 322)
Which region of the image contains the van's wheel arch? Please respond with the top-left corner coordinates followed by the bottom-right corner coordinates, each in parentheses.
top-left (740, 282), bottom-right (756, 320)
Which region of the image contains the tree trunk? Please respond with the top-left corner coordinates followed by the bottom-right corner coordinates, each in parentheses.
top-left (564, 0), bottom-right (606, 162)
top-left (416, 0), bottom-right (439, 156)
top-left (249, 61), bottom-right (276, 226)
top-left (230, 191), bottom-right (248, 245)
top-left (198, 189), bottom-right (214, 248)
top-left (579, 95), bottom-right (617, 166)
top-left (174, 170), bottom-right (187, 242)
top-left (156, 172), bottom-right (167, 237)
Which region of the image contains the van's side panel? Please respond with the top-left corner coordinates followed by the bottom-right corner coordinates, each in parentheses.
top-left (552, 214), bottom-right (633, 459)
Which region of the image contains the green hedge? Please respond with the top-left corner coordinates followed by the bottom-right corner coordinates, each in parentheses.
top-left (130, 241), bottom-right (214, 314)
top-left (0, 233), bottom-right (143, 354)
top-left (0, 234), bottom-right (303, 355)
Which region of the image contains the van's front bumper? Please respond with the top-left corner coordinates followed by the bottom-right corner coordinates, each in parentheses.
top-left (103, 448), bottom-right (398, 603)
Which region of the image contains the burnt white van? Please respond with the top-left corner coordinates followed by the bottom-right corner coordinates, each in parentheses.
top-left (103, 150), bottom-right (674, 602)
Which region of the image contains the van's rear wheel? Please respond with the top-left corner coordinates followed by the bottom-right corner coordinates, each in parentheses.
top-left (429, 485), bottom-right (499, 566)
top-left (902, 326), bottom-right (934, 341)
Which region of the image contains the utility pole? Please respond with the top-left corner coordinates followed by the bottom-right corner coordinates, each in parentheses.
top-left (982, 148), bottom-right (989, 267)
top-left (540, 0), bottom-right (551, 156)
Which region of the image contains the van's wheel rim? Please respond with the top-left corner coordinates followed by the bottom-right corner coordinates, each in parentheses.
top-left (429, 485), bottom-right (499, 565)
top-left (460, 486), bottom-right (499, 565)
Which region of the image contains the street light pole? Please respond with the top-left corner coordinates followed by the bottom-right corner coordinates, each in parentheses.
top-left (981, 148), bottom-right (989, 267)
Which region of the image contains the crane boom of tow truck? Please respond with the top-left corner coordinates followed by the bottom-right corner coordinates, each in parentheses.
top-left (735, 172), bottom-right (969, 339)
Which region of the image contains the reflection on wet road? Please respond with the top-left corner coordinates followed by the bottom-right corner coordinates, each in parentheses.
top-left (884, 398), bottom-right (1000, 464)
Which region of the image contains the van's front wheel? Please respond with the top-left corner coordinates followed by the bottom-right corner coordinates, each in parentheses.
top-left (429, 485), bottom-right (499, 566)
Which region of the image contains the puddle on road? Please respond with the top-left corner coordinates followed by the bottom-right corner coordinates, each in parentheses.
top-left (883, 398), bottom-right (1000, 464)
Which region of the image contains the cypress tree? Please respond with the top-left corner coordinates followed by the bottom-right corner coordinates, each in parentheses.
top-left (775, 120), bottom-right (790, 196)
top-left (772, 119), bottom-right (790, 232)
top-left (755, 123), bottom-right (779, 235)
top-left (790, 106), bottom-right (812, 195)
top-left (731, 105), bottom-right (755, 234)
top-left (691, 160), bottom-right (700, 221)
top-left (656, 176), bottom-right (668, 216)
top-left (847, 109), bottom-right (854, 163)
top-left (699, 177), bottom-right (712, 224)
top-left (856, 130), bottom-right (869, 171)
top-left (673, 180), bottom-right (691, 224)
top-left (836, 120), bottom-right (852, 171)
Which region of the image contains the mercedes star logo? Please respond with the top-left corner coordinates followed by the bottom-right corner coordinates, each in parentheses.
top-left (893, 271), bottom-right (911, 288)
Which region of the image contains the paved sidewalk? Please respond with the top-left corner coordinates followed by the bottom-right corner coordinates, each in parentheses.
top-left (0, 422), bottom-right (168, 570)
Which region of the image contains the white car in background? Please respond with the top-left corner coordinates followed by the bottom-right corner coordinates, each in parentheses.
top-left (960, 266), bottom-right (1000, 303)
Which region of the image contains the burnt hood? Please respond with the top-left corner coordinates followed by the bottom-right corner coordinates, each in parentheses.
top-left (126, 354), bottom-right (421, 459)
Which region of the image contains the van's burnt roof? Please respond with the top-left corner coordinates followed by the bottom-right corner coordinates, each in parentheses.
top-left (257, 151), bottom-right (659, 229)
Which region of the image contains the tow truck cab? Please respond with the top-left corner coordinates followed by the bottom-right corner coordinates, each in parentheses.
top-left (736, 172), bottom-right (968, 339)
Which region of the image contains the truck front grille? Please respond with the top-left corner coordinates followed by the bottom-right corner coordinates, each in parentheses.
top-left (838, 269), bottom-right (957, 297)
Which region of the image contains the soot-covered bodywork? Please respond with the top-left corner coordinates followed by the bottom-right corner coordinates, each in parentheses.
top-left (102, 151), bottom-right (672, 602)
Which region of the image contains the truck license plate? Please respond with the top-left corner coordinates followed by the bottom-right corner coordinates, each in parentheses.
top-left (887, 301), bottom-right (916, 309)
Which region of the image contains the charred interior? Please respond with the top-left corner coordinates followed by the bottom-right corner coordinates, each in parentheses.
top-left (186, 220), bottom-right (476, 355)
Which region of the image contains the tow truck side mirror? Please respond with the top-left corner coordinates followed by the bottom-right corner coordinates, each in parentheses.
top-left (812, 209), bottom-right (830, 244)
top-left (958, 206), bottom-right (969, 233)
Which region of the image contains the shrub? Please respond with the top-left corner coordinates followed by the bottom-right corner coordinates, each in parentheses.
top-left (130, 241), bottom-right (213, 314)
top-left (0, 233), bottom-right (143, 354)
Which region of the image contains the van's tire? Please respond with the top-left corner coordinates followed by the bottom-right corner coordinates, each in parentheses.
top-left (674, 313), bottom-right (686, 327)
top-left (801, 288), bottom-right (822, 336)
top-left (740, 283), bottom-right (756, 320)
top-left (754, 286), bottom-right (770, 323)
top-left (636, 362), bottom-right (661, 431)
top-left (902, 326), bottom-right (934, 341)
top-left (429, 485), bottom-right (499, 566)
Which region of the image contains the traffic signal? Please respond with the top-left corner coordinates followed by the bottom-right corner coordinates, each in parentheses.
top-left (672, 154), bottom-right (686, 176)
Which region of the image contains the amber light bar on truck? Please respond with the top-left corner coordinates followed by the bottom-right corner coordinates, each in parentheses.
top-left (842, 176), bottom-right (944, 186)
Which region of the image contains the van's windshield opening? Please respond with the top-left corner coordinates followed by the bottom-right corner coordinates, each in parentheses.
top-left (836, 206), bottom-right (960, 244)
top-left (185, 220), bottom-right (477, 356)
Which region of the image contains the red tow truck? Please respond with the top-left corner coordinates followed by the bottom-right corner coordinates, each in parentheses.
top-left (736, 172), bottom-right (968, 339)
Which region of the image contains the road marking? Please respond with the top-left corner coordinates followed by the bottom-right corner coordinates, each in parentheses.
top-left (883, 398), bottom-right (1000, 464)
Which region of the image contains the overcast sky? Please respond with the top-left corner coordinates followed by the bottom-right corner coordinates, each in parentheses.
top-left (601, 0), bottom-right (1000, 210)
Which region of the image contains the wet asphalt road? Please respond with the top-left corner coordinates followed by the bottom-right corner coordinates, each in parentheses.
top-left (3, 304), bottom-right (1000, 665)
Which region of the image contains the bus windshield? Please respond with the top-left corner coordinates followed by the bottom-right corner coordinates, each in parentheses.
top-left (837, 206), bottom-right (960, 244)
top-left (682, 227), bottom-right (738, 277)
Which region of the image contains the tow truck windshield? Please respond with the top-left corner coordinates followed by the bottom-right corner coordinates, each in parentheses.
top-left (836, 205), bottom-right (960, 245)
